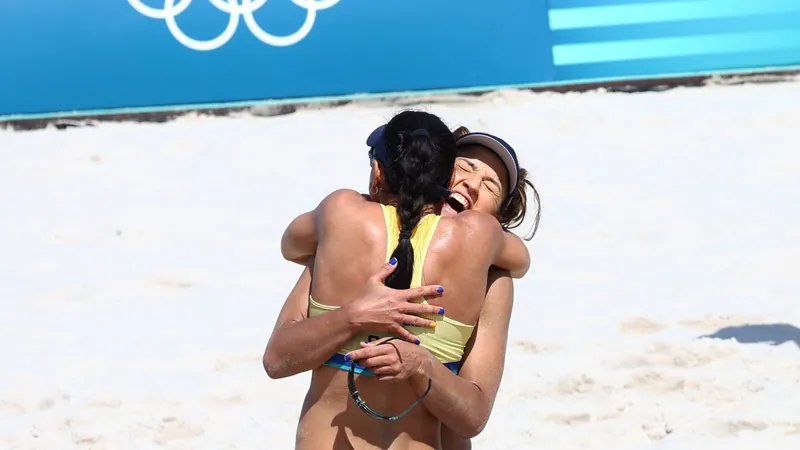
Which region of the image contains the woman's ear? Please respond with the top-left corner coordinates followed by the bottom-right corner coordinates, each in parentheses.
top-left (369, 159), bottom-right (385, 199)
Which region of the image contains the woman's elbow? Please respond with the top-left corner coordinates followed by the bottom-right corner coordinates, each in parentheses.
top-left (281, 236), bottom-right (314, 266)
top-left (508, 247), bottom-right (531, 279)
top-left (262, 350), bottom-right (288, 380)
top-left (456, 416), bottom-right (489, 439)
top-left (510, 260), bottom-right (530, 279)
top-left (280, 231), bottom-right (297, 262)
top-left (453, 401), bottom-right (492, 438)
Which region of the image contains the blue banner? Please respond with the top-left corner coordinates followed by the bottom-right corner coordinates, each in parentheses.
top-left (1, 0), bottom-right (799, 119)
top-left (0, 0), bottom-right (552, 118)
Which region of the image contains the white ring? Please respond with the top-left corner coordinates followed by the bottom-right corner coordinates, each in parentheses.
top-left (127, 0), bottom-right (341, 51)
top-left (128, 0), bottom-right (193, 19)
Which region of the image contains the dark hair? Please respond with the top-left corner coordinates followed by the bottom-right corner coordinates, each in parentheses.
top-left (378, 111), bottom-right (456, 289)
top-left (499, 167), bottom-right (541, 241)
top-left (452, 126), bottom-right (541, 241)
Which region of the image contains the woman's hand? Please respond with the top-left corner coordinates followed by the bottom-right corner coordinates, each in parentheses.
top-left (345, 338), bottom-right (435, 382)
top-left (342, 258), bottom-right (446, 344)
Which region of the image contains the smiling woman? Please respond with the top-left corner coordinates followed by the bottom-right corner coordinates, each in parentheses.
top-left (449, 126), bottom-right (541, 241)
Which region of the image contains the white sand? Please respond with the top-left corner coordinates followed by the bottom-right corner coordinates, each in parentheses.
top-left (2, 81), bottom-right (800, 449)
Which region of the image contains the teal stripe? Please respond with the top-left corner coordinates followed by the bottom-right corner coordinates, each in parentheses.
top-left (549, 0), bottom-right (700, 7)
top-left (324, 359), bottom-right (375, 376)
top-left (551, 12), bottom-right (800, 45)
top-left (323, 353), bottom-right (461, 376)
top-left (553, 29), bottom-right (800, 65)
top-left (549, 0), bottom-right (800, 30)
top-left (554, 48), bottom-right (800, 79)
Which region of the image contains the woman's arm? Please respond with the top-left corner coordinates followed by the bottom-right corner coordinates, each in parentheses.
top-left (280, 189), bottom-right (366, 265)
top-left (412, 268), bottom-right (514, 438)
top-left (496, 232), bottom-right (530, 279)
top-left (457, 211), bottom-right (530, 279)
top-left (280, 210), bottom-right (317, 265)
top-left (439, 268), bottom-right (513, 448)
top-left (263, 260), bottom-right (360, 379)
top-left (346, 268), bottom-right (515, 438)
top-left (263, 260), bottom-right (446, 379)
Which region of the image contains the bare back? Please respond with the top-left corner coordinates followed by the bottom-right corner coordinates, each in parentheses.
top-left (299, 190), bottom-right (503, 450)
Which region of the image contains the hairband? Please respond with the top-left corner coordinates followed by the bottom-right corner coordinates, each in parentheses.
top-left (410, 129), bottom-right (430, 137)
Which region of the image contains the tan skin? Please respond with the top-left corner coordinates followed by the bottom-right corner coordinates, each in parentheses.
top-left (265, 146), bottom-right (521, 449)
top-left (439, 145), bottom-right (514, 450)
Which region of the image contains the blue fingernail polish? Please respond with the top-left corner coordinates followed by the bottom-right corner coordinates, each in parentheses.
top-left (345, 354), bottom-right (352, 362)
top-left (389, 257), bottom-right (397, 266)
top-left (438, 308), bottom-right (445, 315)
top-left (436, 287), bottom-right (444, 294)
top-left (415, 339), bottom-right (421, 345)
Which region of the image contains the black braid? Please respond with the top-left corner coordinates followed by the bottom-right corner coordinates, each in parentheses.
top-left (378, 111), bottom-right (456, 290)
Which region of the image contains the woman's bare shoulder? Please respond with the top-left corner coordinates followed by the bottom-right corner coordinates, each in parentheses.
top-left (316, 189), bottom-right (384, 235)
top-left (439, 210), bottom-right (501, 241)
top-left (434, 211), bottom-right (501, 265)
top-left (319, 188), bottom-right (368, 208)
top-left (315, 189), bottom-right (370, 217)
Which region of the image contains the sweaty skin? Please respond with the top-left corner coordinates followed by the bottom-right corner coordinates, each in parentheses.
top-left (265, 145), bottom-right (523, 449)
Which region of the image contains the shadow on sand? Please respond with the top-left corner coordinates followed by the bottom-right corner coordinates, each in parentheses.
top-left (701, 323), bottom-right (800, 349)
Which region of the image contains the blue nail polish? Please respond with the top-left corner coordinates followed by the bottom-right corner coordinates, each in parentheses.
top-left (389, 257), bottom-right (397, 266)
top-left (345, 354), bottom-right (352, 362)
top-left (436, 287), bottom-right (444, 294)
top-left (438, 308), bottom-right (445, 315)
top-left (415, 339), bottom-right (421, 345)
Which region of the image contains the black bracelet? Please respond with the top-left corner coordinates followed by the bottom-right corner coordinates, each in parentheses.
top-left (347, 337), bottom-right (433, 421)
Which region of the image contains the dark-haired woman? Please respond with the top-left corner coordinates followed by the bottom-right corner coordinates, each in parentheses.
top-left (270, 111), bottom-right (530, 449)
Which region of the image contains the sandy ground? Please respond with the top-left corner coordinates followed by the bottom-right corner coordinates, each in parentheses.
top-left (1, 81), bottom-right (800, 449)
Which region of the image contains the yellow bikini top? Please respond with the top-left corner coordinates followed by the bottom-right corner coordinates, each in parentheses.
top-left (309, 204), bottom-right (475, 364)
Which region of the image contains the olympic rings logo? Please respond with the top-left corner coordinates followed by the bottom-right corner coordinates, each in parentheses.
top-left (127, 0), bottom-right (340, 51)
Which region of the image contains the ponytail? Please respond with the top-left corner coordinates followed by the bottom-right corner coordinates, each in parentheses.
top-left (384, 185), bottom-right (428, 290)
top-left (377, 112), bottom-right (457, 289)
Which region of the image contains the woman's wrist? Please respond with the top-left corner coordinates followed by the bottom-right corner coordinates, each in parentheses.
top-left (335, 303), bottom-right (364, 337)
top-left (410, 352), bottom-right (435, 395)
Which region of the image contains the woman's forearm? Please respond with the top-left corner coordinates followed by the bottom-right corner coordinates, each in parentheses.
top-left (409, 362), bottom-right (491, 439)
top-left (413, 268), bottom-right (514, 440)
top-left (264, 306), bottom-right (358, 379)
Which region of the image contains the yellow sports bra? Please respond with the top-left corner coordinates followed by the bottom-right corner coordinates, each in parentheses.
top-left (309, 204), bottom-right (475, 374)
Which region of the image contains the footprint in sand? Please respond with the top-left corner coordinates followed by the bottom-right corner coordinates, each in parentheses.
top-left (552, 374), bottom-right (601, 395)
top-left (51, 233), bottom-right (87, 244)
top-left (622, 370), bottom-right (740, 406)
top-left (727, 420), bottom-right (769, 433)
top-left (202, 394), bottom-right (244, 407)
top-left (677, 314), bottom-right (765, 332)
top-left (642, 419), bottom-right (673, 441)
top-left (87, 399), bottom-right (123, 409)
top-left (614, 341), bottom-right (739, 369)
top-left (214, 353), bottom-right (261, 372)
top-left (545, 412), bottom-right (592, 426)
top-left (706, 420), bottom-right (800, 437)
top-left (622, 370), bottom-right (688, 394)
top-left (149, 416), bottom-right (205, 445)
top-left (786, 422), bottom-right (800, 435)
top-left (38, 392), bottom-right (70, 411)
top-left (513, 340), bottom-right (562, 354)
top-left (151, 277), bottom-right (194, 289)
top-left (0, 401), bottom-right (26, 416)
top-left (73, 434), bottom-right (104, 446)
top-left (619, 317), bottom-right (669, 335)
